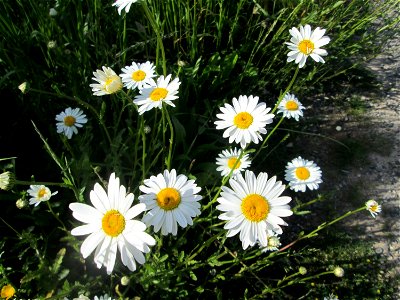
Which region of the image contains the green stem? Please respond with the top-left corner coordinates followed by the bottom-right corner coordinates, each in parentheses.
top-left (253, 115), bottom-right (285, 160)
top-left (279, 206), bottom-right (366, 252)
top-left (46, 201), bottom-right (67, 231)
top-left (142, 1), bottom-right (167, 76)
top-left (271, 66), bottom-right (299, 114)
top-left (203, 148), bottom-right (248, 211)
top-left (163, 105), bottom-right (174, 170)
top-left (29, 88), bottom-right (113, 146)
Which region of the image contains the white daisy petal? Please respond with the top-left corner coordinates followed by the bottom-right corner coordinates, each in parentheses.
top-left (214, 95), bottom-right (274, 148)
top-left (285, 156), bottom-right (323, 192)
top-left (286, 24), bottom-right (330, 68)
top-left (216, 170), bottom-right (292, 249)
top-left (69, 172), bottom-right (155, 274)
top-left (139, 169), bottom-right (202, 235)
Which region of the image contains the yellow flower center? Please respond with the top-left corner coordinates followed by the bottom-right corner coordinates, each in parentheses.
top-left (63, 115), bottom-right (76, 127)
top-left (295, 167), bottom-right (310, 180)
top-left (227, 157), bottom-right (241, 169)
top-left (132, 70), bottom-right (146, 82)
top-left (241, 194), bottom-right (269, 222)
top-left (157, 187), bottom-right (181, 210)
top-left (298, 39), bottom-right (314, 55)
top-left (149, 87), bottom-right (168, 101)
top-left (104, 75), bottom-right (123, 93)
top-left (234, 112), bottom-right (253, 129)
top-left (102, 210), bottom-right (126, 237)
top-left (38, 187), bottom-right (47, 198)
top-left (1, 284), bottom-right (15, 300)
top-left (370, 204), bottom-right (379, 212)
top-left (285, 100), bottom-right (298, 111)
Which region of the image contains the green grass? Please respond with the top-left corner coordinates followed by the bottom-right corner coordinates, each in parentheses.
top-left (0, 0), bottom-right (399, 298)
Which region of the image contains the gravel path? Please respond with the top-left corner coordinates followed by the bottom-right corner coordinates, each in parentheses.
top-left (308, 29), bottom-right (400, 295)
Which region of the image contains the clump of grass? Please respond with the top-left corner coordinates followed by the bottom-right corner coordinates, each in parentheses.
top-left (0, 0), bottom-right (399, 299)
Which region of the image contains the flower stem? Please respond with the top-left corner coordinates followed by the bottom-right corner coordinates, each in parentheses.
top-left (162, 104), bottom-right (174, 170)
top-left (271, 66), bottom-right (299, 114)
top-left (253, 115), bottom-right (285, 160)
top-left (279, 206), bottom-right (366, 252)
top-left (142, 1), bottom-right (167, 76)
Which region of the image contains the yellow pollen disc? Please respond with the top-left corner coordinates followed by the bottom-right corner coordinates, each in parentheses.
top-left (149, 87), bottom-right (168, 101)
top-left (102, 209), bottom-right (126, 237)
top-left (298, 39), bottom-right (314, 55)
top-left (295, 167), bottom-right (310, 180)
top-left (227, 157), bottom-right (241, 169)
top-left (132, 70), bottom-right (146, 81)
top-left (234, 112), bottom-right (254, 129)
top-left (63, 115), bottom-right (76, 127)
top-left (105, 75), bottom-right (122, 93)
top-left (241, 194), bottom-right (269, 222)
top-left (1, 284), bottom-right (15, 300)
top-left (371, 204), bottom-right (378, 212)
top-left (156, 187), bottom-right (181, 210)
top-left (285, 100), bottom-right (299, 111)
top-left (38, 188), bottom-right (47, 198)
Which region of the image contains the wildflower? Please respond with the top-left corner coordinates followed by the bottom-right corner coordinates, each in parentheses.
top-left (214, 95), bottom-right (274, 148)
top-left (0, 171), bottom-right (15, 190)
top-left (324, 293), bottom-right (339, 300)
top-left (49, 8), bottom-right (58, 16)
top-left (69, 173), bottom-right (155, 274)
top-left (27, 185), bottom-right (58, 206)
top-left (90, 66), bottom-right (123, 96)
top-left (285, 156), bottom-right (322, 192)
top-left (216, 148), bottom-right (251, 178)
top-left (18, 82), bottom-right (28, 94)
top-left (133, 75), bottom-right (180, 115)
top-left (333, 266), bottom-right (344, 277)
top-left (56, 107), bottom-right (88, 139)
top-left (73, 295), bottom-right (90, 300)
top-left (139, 169), bottom-right (202, 236)
top-left (120, 61), bottom-right (156, 90)
top-left (94, 294), bottom-right (115, 300)
top-left (113, 0), bottom-right (138, 15)
top-left (120, 276), bottom-right (130, 286)
top-left (16, 198), bottom-right (27, 209)
top-left (365, 200), bottom-right (382, 218)
top-left (286, 24), bottom-right (330, 68)
top-left (277, 93), bottom-right (305, 121)
top-left (144, 125), bottom-right (151, 134)
top-left (299, 266), bottom-right (307, 275)
top-left (217, 170), bottom-right (292, 250)
top-left (1, 284), bottom-right (15, 300)
top-left (260, 232), bottom-right (282, 252)
top-left (47, 41), bottom-right (57, 49)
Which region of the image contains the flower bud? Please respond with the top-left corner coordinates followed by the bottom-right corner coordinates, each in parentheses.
top-left (121, 276), bottom-right (130, 286)
top-left (299, 266), bottom-right (307, 275)
top-left (333, 266), bottom-right (344, 277)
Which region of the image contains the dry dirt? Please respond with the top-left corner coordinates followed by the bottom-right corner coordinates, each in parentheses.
top-left (303, 29), bottom-right (400, 295)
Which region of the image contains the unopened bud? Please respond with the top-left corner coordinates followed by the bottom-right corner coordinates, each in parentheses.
top-left (299, 266), bottom-right (307, 275)
top-left (333, 266), bottom-right (344, 277)
top-left (121, 276), bottom-right (130, 286)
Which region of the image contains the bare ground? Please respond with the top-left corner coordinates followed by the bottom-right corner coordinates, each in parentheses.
top-left (303, 31), bottom-right (400, 295)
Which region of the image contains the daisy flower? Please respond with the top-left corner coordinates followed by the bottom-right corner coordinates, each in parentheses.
top-left (133, 74), bottom-right (180, 115)
top-left (113, 0), bottom-right (138, 15)
top-left (285, 156), bottom-right (322, 192)
top-left (120, 61), bottom-right (156, 90)
top-left (0, 171), bottom-right (15, 191)
top-left (94, 294), bottom-right (115, 300)
top-left (285, 24), bottom-right (330, 68)
top-left (27, 185), bottom-right (58, 206)
top-left (324, 294), bottom-right (339, 300)
top-left (277, 93), bottom-right (305, 121)
top-left (216, 170), bottom-right (292, 250)
top-left (365, 200), bottom-right (382, 218)
top-left (69, 173), bottom-right (155, 274)
top-left (260, 231), bottom-right (281, 252)
top-left (139, 169), bottom-right (202, 236)
top-left (90, 66), bottom-right (123, 96)
top-left (216, 148), bottom-right (251, 177)
top-left (56, 107), bottom-right (88, 139)
top-left (214, 95), bottom-right (274, 148)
